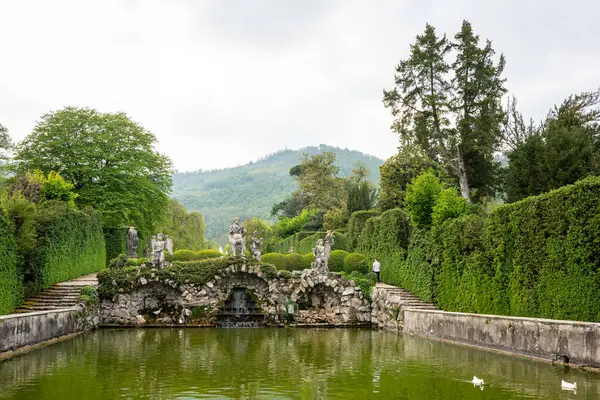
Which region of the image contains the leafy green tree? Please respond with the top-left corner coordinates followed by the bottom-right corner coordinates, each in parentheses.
top-left (156, 199), bottom-right (205, 250)
top-left (0, 123), bottom-right (14, 176)
top-left (296, 152), bottom-right (346, 210)
top-left (404, 170), bottom-right (444, 229)
top-left (383, 21), bottom-right (506, 202)
top-left (378, 145), bottom-right (444, 210)
top-left (504, 88), bottom-right (600, 202)
top-left (15, 107), bottom-right (172, 232)
top-left (242, 217), bottom-right (273, 250)
top-left (431, 187), bottom-right (470, 226)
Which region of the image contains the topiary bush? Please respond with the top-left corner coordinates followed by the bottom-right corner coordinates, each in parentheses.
top-left (261, 253), bottom-right (287, 270)
top-left (328, 250), bottom-right (349, 272)
top-left (343, 253), bottom-right (368, 274)
top-left (284, 253), bottom-right (304, 271)
top-left (302, 253), bottom-right (314, 269)
top-left (196, 249), bottom-right (221, 260)
top-left (173, 249), bottom-right (197, 261)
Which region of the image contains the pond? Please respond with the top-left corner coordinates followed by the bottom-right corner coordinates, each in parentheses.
top-left (1, 328), bottom-right (598, 399)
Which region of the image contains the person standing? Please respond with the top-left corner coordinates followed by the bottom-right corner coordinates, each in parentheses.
top-left (372, 259), bottom-right (381, 283)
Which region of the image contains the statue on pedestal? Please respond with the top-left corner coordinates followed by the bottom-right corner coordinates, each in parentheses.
top-left (311, 239), bottom-right (328, 274)
top-left (126, 227), bottom-right (139, 258)
top-left (151, 233), bottom-right (173, 269)
top-left (249, 231), bottom-right (263, 262)
top-left (324, 230), bottom-right (335, 261)
top-left (228, 217), bottom-right (247, 257)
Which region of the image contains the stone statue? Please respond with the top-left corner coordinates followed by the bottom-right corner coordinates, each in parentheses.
top-left (143, 246), bottom-right (151, 258)
top-left (228, 217), bottom-right (247, 256)
top-left (288, 245), bottom-right (295, 254)
top-left (311, 239), bottom-right (328, 274)
top-left (151, 233), bottom-right (174, 269)
top-left (126, 227), bottom-right (139, 258)
top-left (249, 231), bottom-right (263, 261)
top-left (324, 230), bottom-right (335, 260)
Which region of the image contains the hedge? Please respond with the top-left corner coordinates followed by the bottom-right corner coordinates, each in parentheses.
top-left (343, 253), bottom-right (368, 274)
top-left (261, 252), bottom-right (308, 271)
top-left (172, 249), bottom-right (221, 262)
top-left (351, 178), bottom-right (600, 322)
top-left (329, 250), bottom-right (349, 272)
top-left (302, 253), bottom-right (315, 269)
top-left (0, 211), bottom-right (19, 315)
top-left (434, 176), bottom-right (600, 321)
top-left (28, 201), bottom-right (106, 296)
top-left (269, 230), bottom-right (349, 255)
top-left (347, 210), bottom-right (380, 250)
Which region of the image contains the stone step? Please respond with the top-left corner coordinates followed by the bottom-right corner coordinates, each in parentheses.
top-left (23, 298), bottom-right (79, 304)
top-left (23, 300), bottom-right (79, 307)
top-left (15, 304), bottom-right (75, 311)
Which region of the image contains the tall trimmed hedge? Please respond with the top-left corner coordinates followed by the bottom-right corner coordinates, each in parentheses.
top-left (347, 210), bottom-right (380, 250)
top-left (434, 177), bottom-right (600, 321)
top-left (29, 201), bottom-right (106, 295)
top-left (0, 211), bottom-right (19, 315)
top-left (351, 178), bottom-right (600, 322)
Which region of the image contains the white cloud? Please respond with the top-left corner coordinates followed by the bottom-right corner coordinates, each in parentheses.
top-left (1, 0), bottom-right (599, 171)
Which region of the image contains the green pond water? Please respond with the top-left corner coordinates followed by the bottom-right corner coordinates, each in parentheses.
top-left (0, 328), bottom-right (598, 399)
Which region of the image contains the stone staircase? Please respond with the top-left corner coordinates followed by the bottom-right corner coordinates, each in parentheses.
top-left (371, 283), bottom-right (437, 330)
top-left (13, 273), bottom-right (98, 314)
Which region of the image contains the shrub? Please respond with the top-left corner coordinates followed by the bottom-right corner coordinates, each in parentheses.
top-left (284, 253), bottom-right (304, 271)
top-left (196, 249), bottom-right (221, 259)
top-left (173, 249), bottom-right (197, 261)
top-left (261, 253), bottom-right (287, 269)
top-left (108, 254), bottom-right (129, 269)
top-left (302, 253), bottom-right (314, 269)
top-left (79, 285), bottom-right (98, 305)
top-left (343, 253), bottom-right (368, 274)
top-left (405, 170), bottom-right (444, 229)
top-left (328, 250), bottom-right (349, 272)
top-left (0, 210), bottom-right (19, 315)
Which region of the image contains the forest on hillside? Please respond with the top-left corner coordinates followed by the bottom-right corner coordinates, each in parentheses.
top-left (172, 144), bottom-right (383, 239)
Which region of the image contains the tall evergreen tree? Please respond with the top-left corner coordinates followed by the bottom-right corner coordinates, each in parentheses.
top-left (384, 21), bottom-right (507, 202)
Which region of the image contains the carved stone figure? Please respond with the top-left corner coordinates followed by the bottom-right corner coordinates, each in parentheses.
top-left (249, 231), bottom-right (263, 261)
top-left (311, 239), bottom-right (328, 274)
top-left (126, 227), bottom-right (139, 258)
top-left (143, 246), bottom-right (151, 258)
top-left (324, 230), bottom-right (335, 260)
top-left (151, 233), bottom-right (174, 269)
top-left (288, 245), bottom-right (295, 254)
top-left (228, 217), bottom-right (247, 256)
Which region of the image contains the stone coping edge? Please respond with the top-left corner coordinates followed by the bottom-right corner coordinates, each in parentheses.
top-left (0, 331), bottom-right (83, 362)
top-left (401, 331), bottom-right (600, 374)
top-left (402, 307), bottom-right (600, 327)
top-left (0, 307), bottom-right (76, 321)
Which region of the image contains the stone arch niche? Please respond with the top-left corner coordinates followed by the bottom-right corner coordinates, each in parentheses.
top-left (294, 283), bottom-right (343, 324)
top-left (197, 271), bottom-right (273, 327)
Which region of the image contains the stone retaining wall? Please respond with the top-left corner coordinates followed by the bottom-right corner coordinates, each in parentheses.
top-left (403, 309), bottom-right (600, 367)
top-left (0, 306), bottom-right (98, 356)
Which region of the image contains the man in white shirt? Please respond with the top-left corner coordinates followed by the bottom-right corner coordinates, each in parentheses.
top-left (372, 259), bottom-right (381, 283)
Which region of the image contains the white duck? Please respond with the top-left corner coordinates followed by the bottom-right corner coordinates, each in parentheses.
top-left (561, 380), bottom-right (577, 390)
top-left (471, 376), bottom-right (484, 386)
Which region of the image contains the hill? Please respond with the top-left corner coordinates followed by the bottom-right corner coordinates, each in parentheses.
top-left (172, 144), bottom-right (384, 239)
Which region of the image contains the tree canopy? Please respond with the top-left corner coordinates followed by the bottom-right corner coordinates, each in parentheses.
top-left (383, 21), bottom-right (506, 202)
top-left (14, 107), bottom-right (172, 232)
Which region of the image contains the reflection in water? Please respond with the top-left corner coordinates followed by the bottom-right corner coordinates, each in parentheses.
top-left (1, 328), bottom-right (599, 399)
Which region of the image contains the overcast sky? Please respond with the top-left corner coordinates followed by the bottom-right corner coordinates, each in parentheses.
top-left (1, 0), bottom-right (598, 172)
